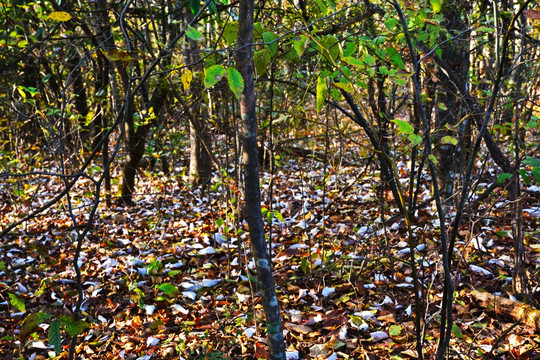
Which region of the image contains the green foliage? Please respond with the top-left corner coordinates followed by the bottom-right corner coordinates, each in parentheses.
top-left (227, 68), bottom-right (244, 100)
top-left (190, 0), bottom-right (200, 14)
top-left (452, 323), bottom-right (463, 339)
top-left (262, 32), bottom-right (278, 56)
top-left (8, 292), bottom-right (25, 312)
top-left (204, 65), bottom-right (227, 88)
top-left (390, 119), bottom-right (422, 147)
top-left (48, 320), bottom-right (61, 353)
top-left (254, 50), bottom-right (272, 76)
top-left (147, 259), bottom-right (163, 275)
top-left (523, 157), bottom-right (540, 184)
top-left (157, 283), bottom-right (179, 296)
top-left (186, 25), bottom-right (204, 42)
top-left (58, 315), bottom-right (90, 336)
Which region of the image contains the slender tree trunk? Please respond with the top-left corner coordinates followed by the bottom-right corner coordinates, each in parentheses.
top-left (236, 1), bottom-right (286, 359)
top-left (510, 12), bottom-right (528, 299)
top-left (183, 9), bottom-right (213, 187)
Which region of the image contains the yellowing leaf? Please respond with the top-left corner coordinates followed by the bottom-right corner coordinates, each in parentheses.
top-left (102, 49), bottom-right (139, 62)
top-left (181, 70), bottom-right (193, 91)
top-left (441, 135), bottom-right (458, 145)
top-left (8, 292), bottom-right (25, 312)
top-left (389, 324), bottom-right (402, 337)
top-left (47, 11), bottom-right (72, 21)
top-left (254, 49), bottom-right (271, 76)
top-left (430, 0), bottom-right (441, 13)
top-left (392, 119), bottom-right (415, 135)
top-left (316, 76), bottom-right (327, 114)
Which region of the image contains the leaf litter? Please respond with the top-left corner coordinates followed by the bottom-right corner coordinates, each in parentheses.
top-left (1, 145), bottom-right (540, 359)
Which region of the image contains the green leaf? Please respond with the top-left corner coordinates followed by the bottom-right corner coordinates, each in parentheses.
top-left (321, 35), bottom-right (341, 62)
top-left (408, 134), bottom-right (422, 146)
top-left (316, 77), bottom-right (327, 114)
top-left (300, 258), bottom-right (309, 273)
top-left (341, 56), bottom-right (364, 69)
top-left (58, 316), bottom-right (90, 336)
top-left (204, 65), bottom-right (226, 89)
top-left (363, 53), bottom-right (375, 66)
top-left (392, 119), bottom-right (415, 135)
top-left (190, 0), bottom-right (200, 14)
top-left (49, 320), bottom-right (61, 354)
top-left (332, 81), bottom-right (354, 92)
top-left (273, 210), bottom-right (284, 223)
top-left (293, 35), bottom-right (309, 57)
top-left (254, 49), bottom-right (271, 76)
top-left (452, 323), bottom-right (463, 339)
top-left (169, 270), bottom-right (181, 277)
top-left (518, 169), bottom-right (530, 185)
top-left (441, 135), bottom-right (458, 145)
top-left (476, 26), bottom-right (495, 33)
top-left (531, 167), bottom-right (540, 184)
top-left (266, 210), bottom-right (274, 224)
top-left (523, 157), bottom-right (540, 169)
top-left (208, 0), bottom-right (218, 15)
top-left (8, 292), bottom-right (25, 312)
top-left (223, 22), bottom-right (238, 45)
top-left (429, 154), bottom-right (439, 165)
top-left (262, 32), bottom-right (278, 56)
top-left (385, 18), bottom-right (399, 31)
top-left (430, 0), bottom-right (442, 13)
top-left (185, 25), bottom-right (204, 42)
top-left (157, 283), bottom-right (179, 296)
top-left (389, 324), bottom-right (402, 337)
top-left (497, 173), bottom-right (513, 184)
top-left (227, 68), bottom-right (244, 100)
top-left (386, 46), bottom-right (405, 70)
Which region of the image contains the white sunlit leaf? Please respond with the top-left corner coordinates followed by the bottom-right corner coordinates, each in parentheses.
top-left (244, 326), bottom-right (256, 338)
top-left (146, 336), bottom-right (159, 347)
top-left (198, 246), bottom-right (216, 255)
top-left (321, 287), bottom-right (335, 297)
top-left (286, 350), bottom-right (299, 360)
top-left (201, 279), bottom-right (221, 288)
top-left (469, 265), bottom-right (492, 276)
top-left (171, 304), bottom-right (189, 315)
top-left (182, 291), bottom-right (197, 300)
top-left (370, 331), bottom-right (389, 342)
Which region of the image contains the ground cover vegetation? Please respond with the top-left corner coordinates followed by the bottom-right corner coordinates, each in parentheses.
top-left (1, 0), bottom-right (540, 359)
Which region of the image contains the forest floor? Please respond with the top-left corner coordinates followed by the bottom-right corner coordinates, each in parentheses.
top-left (1, 142), bottom-right (540, 359)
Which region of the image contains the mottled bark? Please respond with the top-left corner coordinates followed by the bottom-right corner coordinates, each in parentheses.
top-left (236, 0), bottom-right (286, 359)
top-left (119, 72), bottom-right (168, 205)
top-left (183, 9), bottom-right (213, 187)
top-left (434, 3), bottom-right (470, 206)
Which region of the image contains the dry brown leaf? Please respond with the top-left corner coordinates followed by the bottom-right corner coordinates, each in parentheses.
top-left (284, 322), bottom-right (313, 334)
top-left (523, 9), bottom-right (540, 19)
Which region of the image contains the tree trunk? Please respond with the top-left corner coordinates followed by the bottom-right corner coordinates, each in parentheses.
top-left (183, 9), bottom-right (213, 187)
top-left (434, 3), bottom-right (471, 207)
top-left (119, 70), bottom-right (168, 205)
top-left (236, 1), bottom-right (286, 359)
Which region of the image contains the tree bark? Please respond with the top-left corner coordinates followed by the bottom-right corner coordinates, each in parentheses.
top-left (465, 289), bottom-right (540, 332)
top-left (183, 8), bottom-right (213, 187)
top-left (236, 0), bottom-right (286, 358)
